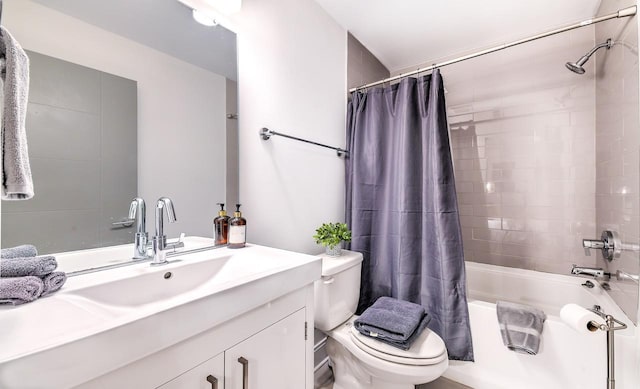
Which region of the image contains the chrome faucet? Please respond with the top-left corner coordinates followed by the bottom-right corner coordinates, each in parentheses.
top-left (571, 264), bottom-right (609, 279)
top-left (151, 197), bottom-right (183, 266)
top-left (128, 197), bottom-right (148, 259)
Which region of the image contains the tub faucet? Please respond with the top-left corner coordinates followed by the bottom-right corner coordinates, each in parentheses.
top-left (128, 197), bottom-right (148, 259)
top-left (151, 197), bottom-right (184, 266)
top-left (571, 264), bottom-right (609, 279)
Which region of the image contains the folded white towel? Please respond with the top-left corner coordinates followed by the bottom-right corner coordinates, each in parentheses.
top-left (0, 26), bottom-right (33, 200)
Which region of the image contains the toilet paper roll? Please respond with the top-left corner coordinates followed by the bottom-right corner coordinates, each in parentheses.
top-left (560, 303), bottom-right (603, 334)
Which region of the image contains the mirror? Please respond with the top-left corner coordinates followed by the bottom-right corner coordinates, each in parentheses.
top-left (1, 0), bottom-right (238, 262)
top-left (3, 49), bottom-right (139, 254)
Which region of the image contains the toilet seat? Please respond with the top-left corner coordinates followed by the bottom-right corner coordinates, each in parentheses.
top-left (350, 325), bottom-right (446, 366)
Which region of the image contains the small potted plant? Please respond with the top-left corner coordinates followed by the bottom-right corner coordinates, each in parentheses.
top-left (313, 222), bottom-right (352, 257)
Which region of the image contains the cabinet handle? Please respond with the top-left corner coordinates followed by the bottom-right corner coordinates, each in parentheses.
top-left (238, 357), bottom-right (249, 389)
top-left (205, 375), bottom-right (218, 389)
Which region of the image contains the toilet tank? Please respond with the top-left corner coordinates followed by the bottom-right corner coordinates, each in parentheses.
top-left (314, 250), bottom-right (363, 331)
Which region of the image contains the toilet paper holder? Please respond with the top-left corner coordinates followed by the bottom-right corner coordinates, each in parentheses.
top-left (587, 305), bottom-right (627, 332)
top-left (587, 305), bottom-right (627, 389)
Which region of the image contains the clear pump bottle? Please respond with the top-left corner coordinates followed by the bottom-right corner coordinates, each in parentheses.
top-left (228, 204), bottom-right (246, 249)
top-left (213, 203), bottom-right (230, 245)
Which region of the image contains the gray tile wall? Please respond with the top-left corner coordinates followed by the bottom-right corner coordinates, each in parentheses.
top-left (1, 51), bottom-right (137, 254)
top-left (595, 0), bottom-right (640, 322)
top-left (440, 27), bottom-right (599, 274)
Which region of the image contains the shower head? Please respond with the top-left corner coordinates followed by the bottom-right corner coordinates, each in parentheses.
top-left (566, 38), bottom-right (613, 74)
top-left (565, 58), bottom-right (588, 74)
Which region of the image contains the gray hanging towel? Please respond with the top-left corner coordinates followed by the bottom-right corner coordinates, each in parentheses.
top-left (0, 26), bottom-right (33, 200)
top-left (496, 300), bottom-right (546, 355)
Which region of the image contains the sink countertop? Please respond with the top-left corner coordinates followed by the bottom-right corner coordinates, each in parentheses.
top-left (0, 239), bottom-right (321, 388)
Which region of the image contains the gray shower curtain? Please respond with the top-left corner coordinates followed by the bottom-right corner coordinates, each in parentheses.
top-left (345, 70), bottom-right (473, 361)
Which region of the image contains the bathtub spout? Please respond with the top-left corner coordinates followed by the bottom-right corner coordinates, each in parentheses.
top-left (571, 264), bottom-right (610, 279)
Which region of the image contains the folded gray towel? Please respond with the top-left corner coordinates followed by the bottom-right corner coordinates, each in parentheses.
top-left (0, 276), bottom-right (43, 305)
top-left (362, 311), bottom-right (431, 351)
top-left (496, 300), bottom-right (546, 355)
top-left (41, 271), bottom-right (66, 297)
top-left (354, 296), bottom-right (430, 350)
top-left (1, 244), bottom-right (37, 259)
top-left (0, 26), bottom-right (33, 200)
top-left (0, 255), bottom-right (57, 277)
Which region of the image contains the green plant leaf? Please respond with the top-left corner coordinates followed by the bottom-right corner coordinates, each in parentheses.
top-left (313, 222), bottom-right (352, 249)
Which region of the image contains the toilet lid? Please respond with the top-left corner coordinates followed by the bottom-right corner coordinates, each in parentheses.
top-left (350, 326), bottom-right (447, 366)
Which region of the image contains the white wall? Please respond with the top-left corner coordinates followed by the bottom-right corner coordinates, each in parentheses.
top-left (4, 0), bottom-right (226, 239)
top-left (236, 0), bottom-right (346, 253)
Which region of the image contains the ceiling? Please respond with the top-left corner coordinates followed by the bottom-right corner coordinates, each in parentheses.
top-left (314, 0), bottom-right (602, 73)
top-left (33, 0), bottom-right (237, 80)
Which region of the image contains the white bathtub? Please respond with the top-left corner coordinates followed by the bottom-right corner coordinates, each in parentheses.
top-left (442, 262), bottom-right (638, 389)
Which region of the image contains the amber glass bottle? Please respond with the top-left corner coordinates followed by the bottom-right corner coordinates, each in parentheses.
top-left (213, 203), bottom-right (230, 245)
top-left (228, 204), bottom-right (246, 249)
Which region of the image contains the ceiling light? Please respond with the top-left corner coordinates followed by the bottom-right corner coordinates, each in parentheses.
top-left (192, 8), bottom-right (219, 26)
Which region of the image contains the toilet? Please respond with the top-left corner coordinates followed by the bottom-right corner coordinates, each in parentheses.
top-left (314, 250), bottom-right (449, 389)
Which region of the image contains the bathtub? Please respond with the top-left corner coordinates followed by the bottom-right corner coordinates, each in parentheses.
top-left (442, 262), bottom-right (638, 389)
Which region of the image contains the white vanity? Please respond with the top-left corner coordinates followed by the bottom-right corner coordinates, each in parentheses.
top-left (0, 238), bottom-right (321, 389)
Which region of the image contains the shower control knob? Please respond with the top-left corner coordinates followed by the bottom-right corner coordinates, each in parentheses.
top-left (582, 230), bottom-right (621, 261)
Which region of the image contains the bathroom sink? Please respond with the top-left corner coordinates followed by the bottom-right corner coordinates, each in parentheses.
top-left (62, 242), bottom-right (300, 310)
top-left (68, 255), bottom-right (232, 308)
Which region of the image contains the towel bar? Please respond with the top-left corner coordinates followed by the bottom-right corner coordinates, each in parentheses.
top-left (259, 127), bottom-right (349, 157)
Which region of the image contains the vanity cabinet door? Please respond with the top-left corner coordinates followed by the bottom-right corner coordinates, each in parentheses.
top-left (224, 309), bottom-right (306, 389)
top-left (156, 352), bottom-right (224, 389)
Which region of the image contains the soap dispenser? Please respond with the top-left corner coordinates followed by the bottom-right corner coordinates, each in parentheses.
top-left (228, 204), bottom-right (247, 249)
top-left (213, 203), bottom-right (230, 245)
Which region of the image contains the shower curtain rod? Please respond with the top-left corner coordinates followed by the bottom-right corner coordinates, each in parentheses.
top-left (349, 5), bottom-right (637, 93)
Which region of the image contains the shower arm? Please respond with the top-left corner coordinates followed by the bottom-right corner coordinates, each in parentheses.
top-left (586, 40), bottom-right (613, 57)
top-left (578, 39), bottom-right (613, 64)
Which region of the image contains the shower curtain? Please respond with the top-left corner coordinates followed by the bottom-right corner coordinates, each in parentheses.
top-left (345, 70), bottom-right (473, 361)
